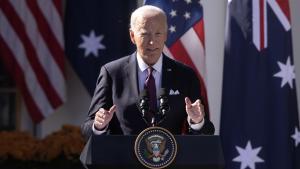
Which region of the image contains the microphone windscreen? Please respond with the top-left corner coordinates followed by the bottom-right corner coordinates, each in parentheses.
top-left (158, 88), bottom-right (167, 98)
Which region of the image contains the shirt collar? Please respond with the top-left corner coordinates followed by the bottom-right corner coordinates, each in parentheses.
top-left (136, 53), bottom-right (162, 73)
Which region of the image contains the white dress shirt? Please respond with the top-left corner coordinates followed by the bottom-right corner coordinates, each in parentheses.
top-left (136, 53), bottom-right (162, 95)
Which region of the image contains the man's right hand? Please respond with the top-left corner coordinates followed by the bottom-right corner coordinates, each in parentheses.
top-left (94, 105), bottom-right (116, 130)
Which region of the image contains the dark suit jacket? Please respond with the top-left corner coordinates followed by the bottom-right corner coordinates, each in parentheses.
top-left (81, 53), bottom-right (214, 139)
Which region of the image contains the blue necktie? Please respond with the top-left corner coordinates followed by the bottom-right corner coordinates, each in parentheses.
top-left (144, 67), bottom-right (157, 112)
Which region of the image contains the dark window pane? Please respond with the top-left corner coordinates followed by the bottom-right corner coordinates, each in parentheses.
top-left (0, 59), bottom-right (16, 131)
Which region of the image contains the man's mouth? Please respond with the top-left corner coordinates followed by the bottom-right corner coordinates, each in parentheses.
top-left (147, 48), bottom-right (158, 52)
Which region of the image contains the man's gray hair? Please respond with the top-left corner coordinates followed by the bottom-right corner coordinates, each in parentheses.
top-left (130, 5), bottom-right (167, 32)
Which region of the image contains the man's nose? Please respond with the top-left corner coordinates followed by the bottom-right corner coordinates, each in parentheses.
top-left (148, 35), bottom-right (155, 45)
top-left (149, 40), bottom-right (154, 45)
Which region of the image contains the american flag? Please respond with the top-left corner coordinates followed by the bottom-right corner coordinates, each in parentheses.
top-left (221, 0), bottom-right (300, 168)
top-left (144, 0), bottom-right (210, 115)
top-left (0, 0), bottom-right (66, 123)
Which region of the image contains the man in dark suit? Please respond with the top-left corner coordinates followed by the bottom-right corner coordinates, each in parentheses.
top-left (81, 5), bottom-right (214, 139)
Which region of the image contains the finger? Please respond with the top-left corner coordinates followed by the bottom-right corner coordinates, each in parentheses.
top-left (197, 99), bottom-right (201, 105)
top-left (200, 104), bottom-right (205, 115)
top-left (99, 108), bottom-right (105, 113)
top-left (185, 97), bottom-right (192, 106)
top-left (95, 115), bottom-right (105, 122)
top-left (193, 99), bottom-right (201, 106)
top-left (108, 105), bottom-right (117, 114)
top-left (95, 113), bottom-right (101, 119)
top-left (97, 108), bottom-right (106, 116)
top-left (96, 112), bottom-right (105, 119)
top-left (96, 117), bottom-right (105, 123)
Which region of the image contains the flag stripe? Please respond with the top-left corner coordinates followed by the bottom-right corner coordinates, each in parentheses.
top-left (53, 0), bottom-right (63, 18)
top-left (263, 0), bottom-right (268, 48)
top-left (260, 0), bottom-right (265, 50)
top-left (0, 36), bottom-right (44, 122)
top-left (169, 40), bottom-right (196, 70)
top-left (0, 0), bottom-right (65, 123)
top-left (0, 1), bottom-right (62, 108)
top-left (36, 0), bottom-right (64, 48)
top-left (194, 19), bottom-right (205, 48)
top-left (163, 46), bottom-right (175, 59)
top-left (0, 12), bottom-right (54, 119)
top-left (253, 0), bottom-right (261, 50)
top-left (181, 27), bottom-right (206, 84)
top-left (275, 0), bottom-right (291, 22)
top-left (10, 0), bottom-right (65, 102)
top-left (27, 0), bottom-right (65, 72)
top-left (267, 0), bottom-right (291, 31)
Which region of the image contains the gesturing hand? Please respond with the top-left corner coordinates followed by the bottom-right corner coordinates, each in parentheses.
top-left (185, 97), bottom-right (205, 124)
top-left (94, 105), bottom-right (116, 130)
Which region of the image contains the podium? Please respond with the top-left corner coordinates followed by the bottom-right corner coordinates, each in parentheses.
top-left (80, 135), bottom-right (224, 169)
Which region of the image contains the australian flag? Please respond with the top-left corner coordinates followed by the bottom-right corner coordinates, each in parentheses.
top-left (64, 0), bottom-right (136, 95)
top-left (221, 0), bottom-right (300, 169)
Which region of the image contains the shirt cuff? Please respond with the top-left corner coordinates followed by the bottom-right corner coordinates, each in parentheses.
top-left (92, 123), bottom-right (108, 135)
top-left (187, 116), bottom-right (205, 131)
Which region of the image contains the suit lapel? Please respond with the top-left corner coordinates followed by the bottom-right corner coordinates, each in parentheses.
top-left (161, 55), bottom-right (175, 92)
top-left (124, 53), bottom-right (139, 98)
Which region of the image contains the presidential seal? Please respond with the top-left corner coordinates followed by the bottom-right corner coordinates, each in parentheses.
top-left (134, 127), bottom-right (177, 169)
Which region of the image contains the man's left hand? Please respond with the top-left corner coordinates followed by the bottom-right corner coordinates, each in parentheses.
top-left (185, 97), bottom-right (205, 123)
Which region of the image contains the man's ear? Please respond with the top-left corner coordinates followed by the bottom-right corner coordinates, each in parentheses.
top-left (129, 30), bottom-right (136, 44)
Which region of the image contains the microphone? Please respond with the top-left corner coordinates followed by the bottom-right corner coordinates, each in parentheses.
top-left (138, 90), bottom-right (149, 118)
top-left (137, 89), bottom-right (170, 126)
top-left (158, 88), bottom-right (170, 119)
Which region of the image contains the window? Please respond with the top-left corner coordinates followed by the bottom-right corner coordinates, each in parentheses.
top-left (0, 60), bottom-right (17, 131)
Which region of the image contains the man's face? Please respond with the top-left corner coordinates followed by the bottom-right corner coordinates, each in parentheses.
top-left (130, 15), bottom-right (167, 65)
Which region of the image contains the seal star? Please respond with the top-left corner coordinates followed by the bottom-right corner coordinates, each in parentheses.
top-left (233, 141), bottom-right (264, 169)
top-left (291, 127), bottom-right (300, 147)
top-left (78, 30), bottom-right (106, 57)
top-left (273, 57), bottom-right (295, 89)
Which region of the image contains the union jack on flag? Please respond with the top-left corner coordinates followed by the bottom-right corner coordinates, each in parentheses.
top-left (251, 0), bottom-right (291, 51)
